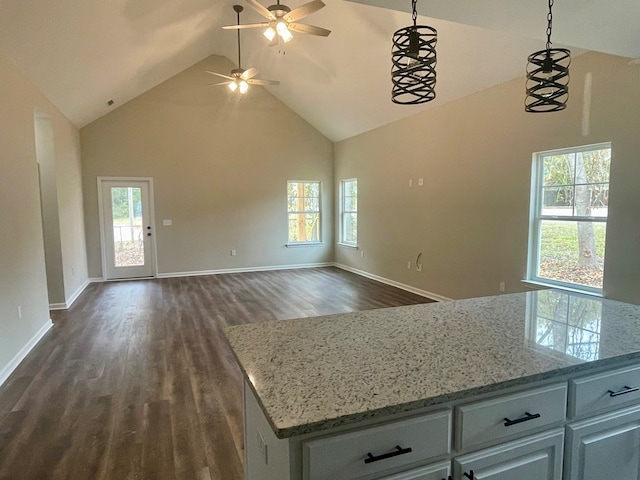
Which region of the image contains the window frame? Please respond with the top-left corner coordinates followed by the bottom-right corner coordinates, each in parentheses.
top-left (286, 180), bottom-right (322, 246)
top-left (339, 178), bottom-right (358, 247)
top-left (526, 142), bottom-right (611, 295)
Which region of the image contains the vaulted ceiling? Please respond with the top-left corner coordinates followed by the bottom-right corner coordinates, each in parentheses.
top-left (0, 0), bottom-right (637, 142)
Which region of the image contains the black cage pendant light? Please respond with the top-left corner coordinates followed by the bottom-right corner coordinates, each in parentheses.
top-left (391, 0), bottom-right (437, 104)
top-left (525, 0), bottom-right (571, 112)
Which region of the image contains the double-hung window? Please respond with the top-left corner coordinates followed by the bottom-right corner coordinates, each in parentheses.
top-left (287, 181), bottom-right (321, 244)
top-left (339, 179), bottom-right (357, 246)
top-left (527, 143), bottom-right (611, 294)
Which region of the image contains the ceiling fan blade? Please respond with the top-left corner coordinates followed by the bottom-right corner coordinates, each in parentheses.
top-left (245, 0), bottom-right (276, 20)
top-left (287, 22), bottom-right (331, 37)
top-left (206, 71), bottom-right (234, 80)
top-left (247, 78), bottom-right (280, 86)
top-left (241, 67), bottom-right (259, 80)
top-left (206, 81), bottom-right (233, 87)
top-left (222, 22), bottom-right (269, 30)
top-left (283, 0), bottom-right (325, 23)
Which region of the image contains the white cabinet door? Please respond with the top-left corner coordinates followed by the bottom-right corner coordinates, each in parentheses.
top-left (565, 404), bottom-right (640, 480)
top-left (453, 429), bottom-right (563, 480)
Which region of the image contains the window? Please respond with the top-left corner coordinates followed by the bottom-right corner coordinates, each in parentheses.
top-left (527, 143), bottom-right (611, 293)
top-left (287, 181), bottom-right (321, 244)
top-left (340, 179), bottom-right (358, 246)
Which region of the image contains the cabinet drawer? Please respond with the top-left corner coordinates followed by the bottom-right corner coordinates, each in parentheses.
top-left (379, 461), bottom-right (451, 480)
top-left (569, 365), bottom-right (640, 418)
top-left (303, 410), bottom-right (451, 480)
top-left (455, 383), bottom-right (567, 450)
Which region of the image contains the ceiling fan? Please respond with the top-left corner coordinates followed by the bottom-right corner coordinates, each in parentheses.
top-left (222, 0), bottom-right (331, 47)
top-left (207, 5), bottom-right (279, 94)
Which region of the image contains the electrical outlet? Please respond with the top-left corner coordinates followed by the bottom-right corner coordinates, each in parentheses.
top-left (360, 250), bottom-right (364, 258)
top-left (407, 261), bottom-right (411, 269)
top-left (408, 179), bottom-right (413, 187)
top-left (499, 281), bottom-right (506, 292)
top-left (17, 306), bottom-right (22, 320)
top-left (231, 249), bottom-right (236, 256)
top-left (418, 178), bottom-right (424, 186)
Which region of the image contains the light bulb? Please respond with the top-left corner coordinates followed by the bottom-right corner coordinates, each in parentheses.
top-left (276, 21), bottom-right (293, 42)
top-left (405, 56), bottom-right (420, 69)
top-left (239, 80), bottom-right (249, 94)
top-left (228, 81), bottom-right (238, 92)
top-left (263, 27), bottom-right (276, 42)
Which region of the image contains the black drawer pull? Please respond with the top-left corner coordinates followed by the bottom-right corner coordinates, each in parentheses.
top-left (364, 445), bottom-right (412, 464)
top-left (503, 411), bottom-right (541, 427)
top-left (464, 470), bottom-right (475, 479)
top-left (608, 385), bottom-right (640, 397)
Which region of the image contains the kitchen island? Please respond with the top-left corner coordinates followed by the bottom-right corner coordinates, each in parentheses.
top-left (224, 289), bottom-right (640, 480)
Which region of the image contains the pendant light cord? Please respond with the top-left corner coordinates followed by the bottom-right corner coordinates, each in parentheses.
top-left (236, 9), bottom-right (242, 69)
top-left (546, 0), bottom-right (554, 50)
top-left (412, 0), bottom-right (417, 27)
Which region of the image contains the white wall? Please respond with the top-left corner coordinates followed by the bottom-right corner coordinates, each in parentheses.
top-left (335, 52), bottom-right (640, 303)
top-left (81, 55), bottom-right (334, 278)
top-left (0, 50), bottom-right (87, 384)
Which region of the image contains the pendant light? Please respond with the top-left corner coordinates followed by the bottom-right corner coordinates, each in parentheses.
top-left (391, 0), bottom-right (437, 105)
top-left (525, 0), bottom-right (571, 112)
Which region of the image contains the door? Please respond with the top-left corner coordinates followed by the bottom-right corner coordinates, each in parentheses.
top-left (564, 405), bottom-right (640, 480)
top-left (99, 178), bottom-right (155, 279)
top-left (453, 429), bottom-right (563, 480)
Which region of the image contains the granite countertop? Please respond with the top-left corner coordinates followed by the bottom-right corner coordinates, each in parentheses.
top-left (224, 289), bottom-right (640, 439)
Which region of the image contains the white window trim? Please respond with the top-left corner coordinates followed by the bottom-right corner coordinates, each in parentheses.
top-left (526, 142), bottom-right (611, 295)
top-left (286, 180), bottom-right (322, 245)
top-left (339, 178), bottom-right (358, 247)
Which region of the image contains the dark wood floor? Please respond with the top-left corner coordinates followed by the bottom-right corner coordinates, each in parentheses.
top-left (0, 267), bottom-right (433, 480)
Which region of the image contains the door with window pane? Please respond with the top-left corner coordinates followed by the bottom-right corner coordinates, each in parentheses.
top-left (100, 179), bottom-right (155, 279)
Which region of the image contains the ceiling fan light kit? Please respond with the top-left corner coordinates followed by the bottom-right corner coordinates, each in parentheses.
top-left (391, 0), bottom-right (437, 105)
top-left (222, 0), bottom-right (330, 47)
top-left (207, 5), bottom-right (280, 96)
top-left (525, 0), bottom-right (571, 112)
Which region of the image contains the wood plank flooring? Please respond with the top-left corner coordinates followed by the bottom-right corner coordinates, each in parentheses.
top-left (0, 267), bottom-right (434, 480)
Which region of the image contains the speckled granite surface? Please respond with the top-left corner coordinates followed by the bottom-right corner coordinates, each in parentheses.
top-left (224, 290), bottom-right (640, 438)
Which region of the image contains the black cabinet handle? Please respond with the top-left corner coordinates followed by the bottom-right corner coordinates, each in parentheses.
top-left (464, 470), bottom-right (475, 479)
top-left (503, 411), bottom-right (541, 427)
top-left (364, 445), bottom-right (412, 464)
top-left (608, 385), bottom-right (640, 397)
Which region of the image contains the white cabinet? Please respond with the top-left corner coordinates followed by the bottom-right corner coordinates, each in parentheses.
top-left (456, 384), bottom-right (567, 451)
top-left (568, 364), bottom-right (640, 418)
top-left (564, 404), bottom-right (640, 480)
top-left (303, 410), bottom-right (451, 480)
top-left (243, 364), bottom-right (640, 480)
top-left (453, 429), bottom-right (564, 480)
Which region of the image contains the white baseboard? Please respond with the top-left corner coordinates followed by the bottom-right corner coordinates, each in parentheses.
top-left (0, 319), bottom-right (53, 388)
top-left (333, 263), bottom-right (452, 302)
top-left (49, 278), bottom-right (92, 310)
top-left (156, 262), bottom-right (333, 279)
top-left (65, 278), bottom-right (91, 308)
